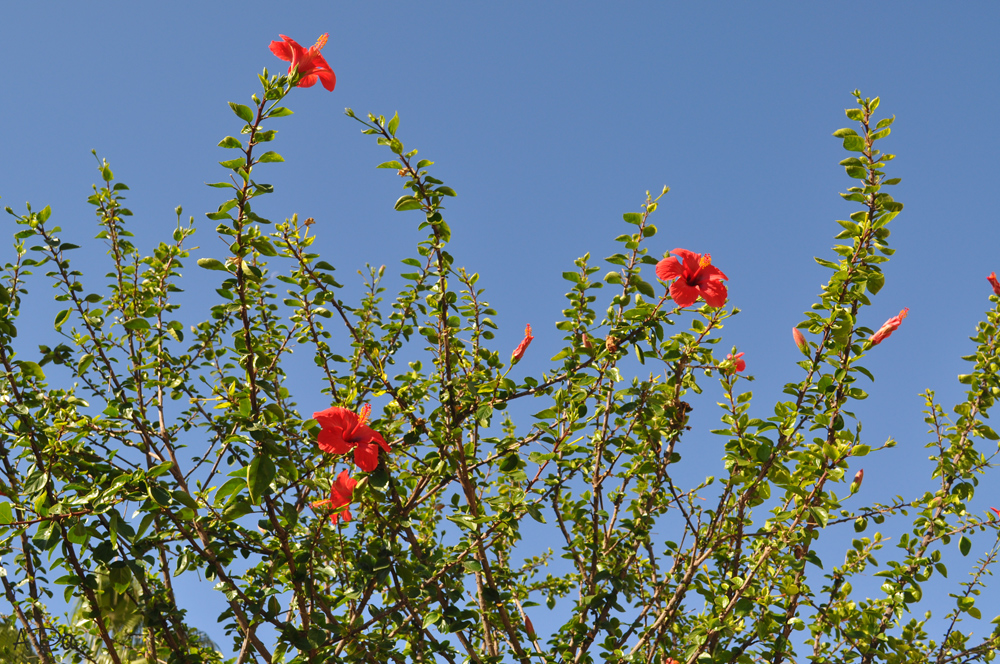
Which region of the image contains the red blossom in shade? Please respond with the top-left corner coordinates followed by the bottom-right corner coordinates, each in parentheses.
top-left (869, 308), bottom-right (909, 346)
top-left (793, 327), bottom-right (809, 354)
top-left (655, 248), bottom-right (729, 308)
top-left (988, 272), bottom-right (1000, 297)
top-left (511, 324), bottom-right (534, 363)
top-left (314, 404), bottom-right (390, 472)
top-left (726, 352), bottom-right (746, 372)
top-left (269, 34), bottom-right (336, 91)
top-left (312, 470), bottom-right (357, 524)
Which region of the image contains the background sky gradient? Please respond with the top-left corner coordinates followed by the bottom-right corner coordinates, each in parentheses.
top-left (2, 2), bottom-right (999, 656)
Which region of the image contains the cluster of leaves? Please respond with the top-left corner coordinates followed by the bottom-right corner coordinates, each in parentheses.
top-left (0, 61), bottom-right (998, 664)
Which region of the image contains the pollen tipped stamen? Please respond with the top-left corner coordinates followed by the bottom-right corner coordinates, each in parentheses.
top-left (358, 403), bottom-right (371, 426)
top-left (313, 33), bottom-right (329, 52)
top-left (699, 254), bottom-right (713, 269)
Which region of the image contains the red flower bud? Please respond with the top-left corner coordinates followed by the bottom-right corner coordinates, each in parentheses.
top-left (850, 468), bottom-right (864, 494)
top-left (793, 327), bottom-right (808, 354)
top-left (511, 324), bottom-right (534, 363)
top-left (989, 272), bottom-right (1000, 297)
top-left (869, 308), bottom-right (908, 346)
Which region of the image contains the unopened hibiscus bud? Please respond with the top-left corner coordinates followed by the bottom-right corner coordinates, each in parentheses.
top-left (989, 272), bottom-right (1000, 297)
top-left (868, 308), bottom-right (908, 346)
top-left (524, 614), bottom-right (535, 638)
top-left (793, 327), bottom-right (809, 355)
top-left (850, 468), bottom-right (864, 494)
top-left (511, 324), bottom-right (534, 363)
top-left (991, 507), bottom-right (1000, 520)
top-left (581, 333), bottom-right (594, 352)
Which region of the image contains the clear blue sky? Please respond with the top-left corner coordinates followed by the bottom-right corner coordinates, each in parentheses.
top-left (3, 1), bottom-right (999, 655)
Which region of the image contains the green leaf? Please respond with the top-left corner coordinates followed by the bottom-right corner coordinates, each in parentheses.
top-left (53, 310), bottom-right (71, 331)
top-left (268, 107), bottom-right (293, 118)
top-left (394, 196), bottom-right (423, 212)
top-left (866, 272), bottom-right (885, 295)
top-left (251, 238), bottom-right (278, 257)
top-left (122, 318), bottom-right (150, 331)
top-left (622, 212), bottom-right (643, 225)
top-left (229, 102), bottom-right (254, 123)
top-left (17, 361), bottom-right (45, 380)
top-left (631, 275), bottom-right (655, 298)
top-left (78, 353), bottom-right (94, 374)
top-left (387, 112), bottom-right (400, 136)
top-left (258, 151), bottom-right (284, 163)
top-left (247, 454), bottom-right (276, 505)
top-left (434, 186), bottom-right (457, 197)
top-left (875, 116), bottom-right (895, 129)
top-left (842, 136), bottom-right (866, 152)
top-left (832, 128), bottom-right (858, 138)
top-left (219, 158), bottom-right (246, 170)
top-left (0, 502), bottom-right (11, 524)
top-left (959, 535), bottom-right (972, 556)
top-left (845, 108), bottom-right (864, 121)
top-left (377, 160), bottom-right (403, 169)
top-left (218, 136), bottom-right (243, 149)
top-left (197, 258), bottom-right (229, 272)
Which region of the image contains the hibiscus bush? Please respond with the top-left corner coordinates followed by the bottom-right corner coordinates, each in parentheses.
top-left (1, 35), bottom-right (999, 664)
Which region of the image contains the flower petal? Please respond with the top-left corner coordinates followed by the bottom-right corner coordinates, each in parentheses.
top-left (700, 264), bottom-right (729, 282)
top-left (655, 257), bottom-right (684, 282)
top-left (352, 424), bottom-right (390, 453)
top-left (353, 442), bottom-right (381, 472)
top-left (317, 428), bottom-right (351, 455)
top-left (699, 280), bottom-right (729, 307)
top-left (314, 406), bottom-right (357, 430)
top-left (317, 68), bottom-right (337, 91)
top-left (670, 280), bottom-right (699, 308)
top-left (269, 36), bottom-right (296, 62)
top-left (671, 248), bottom-right (701, 274)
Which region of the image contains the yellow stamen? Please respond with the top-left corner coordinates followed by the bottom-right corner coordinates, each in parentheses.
top-left (313, 33), bottom-right (329, 52)
top-left (699, 254), bottom-right (713, 269)
top-left (358, 403), bottom-right (371, 426)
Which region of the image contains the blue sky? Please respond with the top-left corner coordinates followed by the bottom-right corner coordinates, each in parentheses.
top-left (3, 1), bottom-right (1000, 656)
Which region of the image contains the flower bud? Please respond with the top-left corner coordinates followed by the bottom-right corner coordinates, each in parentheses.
top-left (793, 327), bottom-right (808, 355)
top-left (511, 324), bottom-right (534, 363)
top-left (850, 468), bottom-right (864, 494)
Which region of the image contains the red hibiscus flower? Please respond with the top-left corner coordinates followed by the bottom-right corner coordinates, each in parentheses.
top-left (269, 34), bottom-right (336, 91)
top-left (655, 249), bottom-right (729, 308)
top-left (726, 352), bottom-right (746, 373)
top-left (511, 324), bottom-right (534, 363)
top-left (869, 308), bottom-right (908, 346)
top-left (314, 404), bottom-right (389, 472)
top-left (312, 470), bottom-right (357, 524)
top-left (988, 272), bottom-right (1000, 297)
